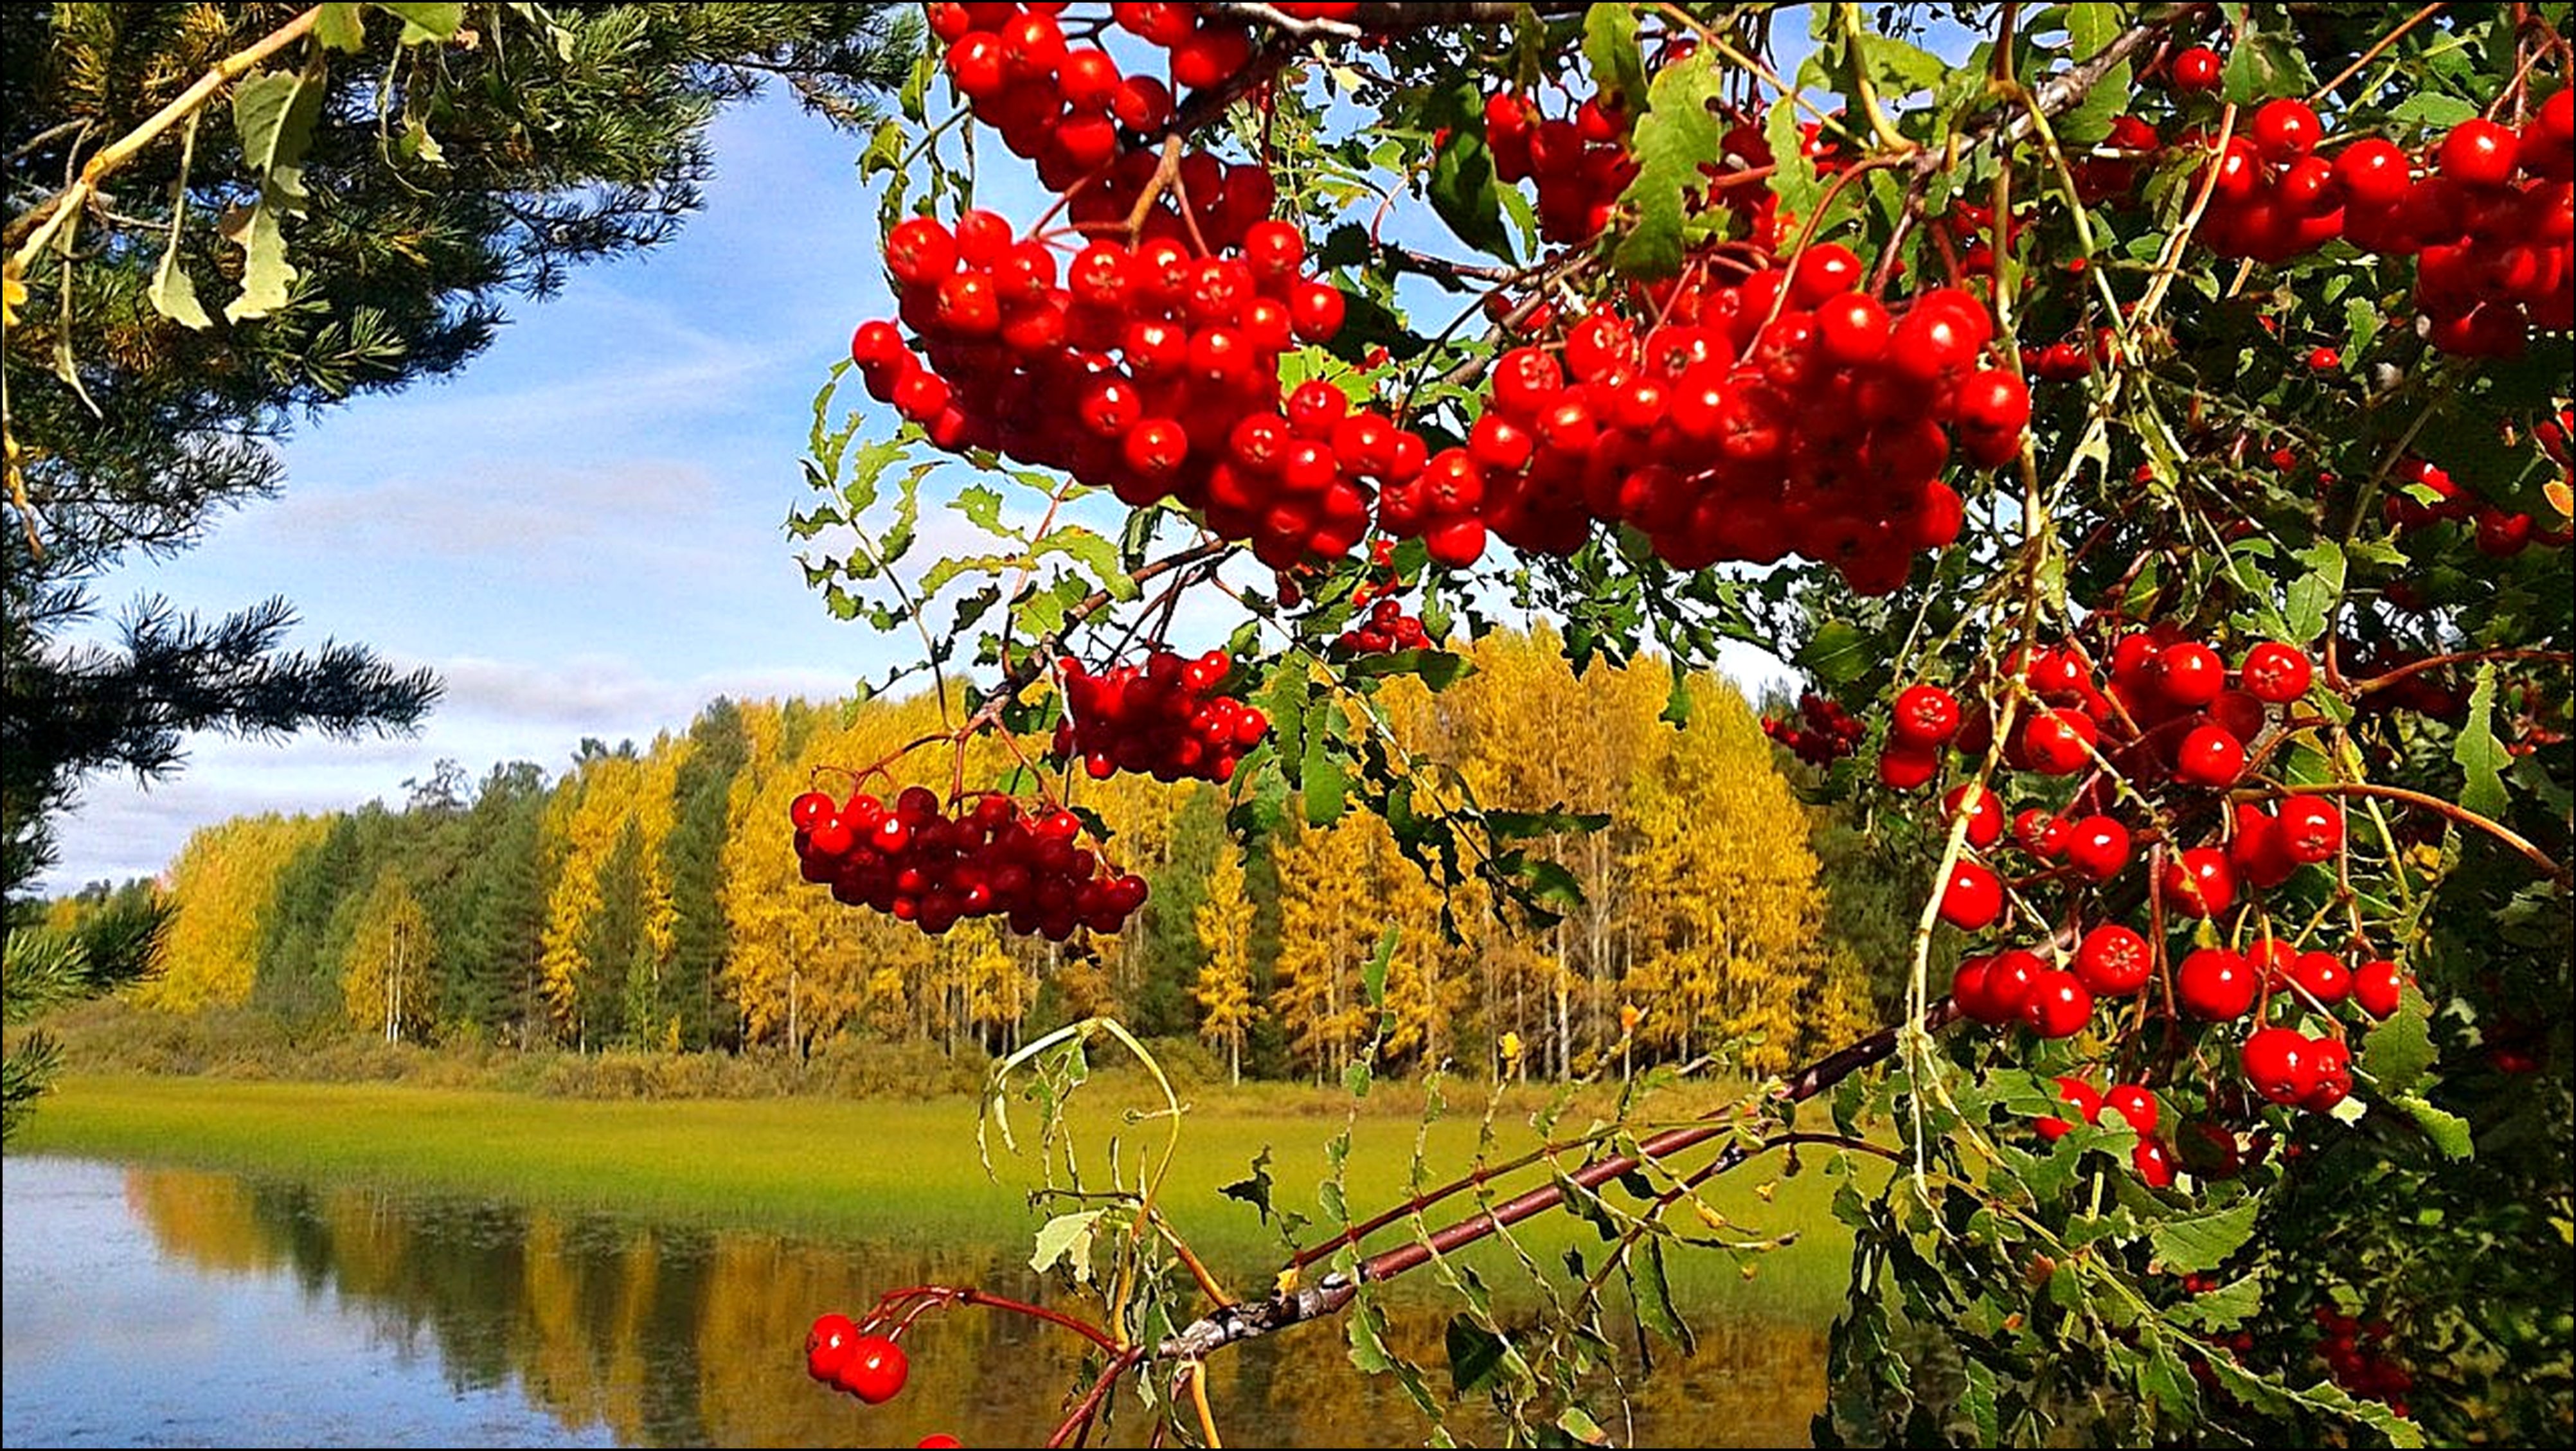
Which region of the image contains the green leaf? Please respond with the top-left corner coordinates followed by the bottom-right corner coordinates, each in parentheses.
top-left (1302, 697), bottom-right (1346, 826)
top-left (2150, 1197), bottom-right (2258, 1274)
top-left (1346, 1295), bottom-right (1397, 1373)
top-left (1796, 620), bottom-right (1874, 687)
top-left (1425, 82), bottom-right (1514, 262)
top-left (951, 484), bottom-right (1012, 537)
top-left (1028, 1209), bottom-right (1106, 1283)
top-left (314, 3), bottom-right (367, 51)
top-left (1220, 1146), bottom-right (1278, 1222)
top-left (1613, 50), bottom-right (1726, 278)
top-left (1581, 4), bottom-right (1646, 109)
top-left (2395, 1093), bottom-right (2473, 1160)
top-left (378, 2), bottom-right (465, 42)
top-left (1445, 1315), bottom-right (1509, 1395)
top-left (2386, 93), bottom-right (2479, 127)
top-left (2453, 664), bottom-right (2509, 820)
top-left (147, 114), bottom-right (211, 330)
top-left (2359, 984), bottom-right (2437, 1096)
top-left (1362, 925), bottom-right (1396, 1010)
top-left (2133, 1330), bottom-right (2203, 1425)
top-left (2282, 540), bottom-right (2345, 644)
top-left (1661, 668), bottom-right (1694, 726)
top-left (2166, 1270), bottom-right (2265, 1330)
top-left (2222, 22), bottom-right (2314, 104)
top-left (220, 61), bottom-right (328, 322)
top-left (1631, 1238), bottom-right (1695, 1351)
top-left (1485, 808), bottom-right (1612, 839)
top-left (1346, 648), bottom-right (1469, 689)
top-left (1032, 526), bottom-right (1136, 600)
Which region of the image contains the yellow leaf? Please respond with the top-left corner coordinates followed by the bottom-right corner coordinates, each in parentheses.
top-left (1275, 1265), bottom-right (1301, 1295)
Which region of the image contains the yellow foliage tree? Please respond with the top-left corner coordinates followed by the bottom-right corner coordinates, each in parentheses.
top-left (339, 866), bottom-right (434, 1043)
top-left (1192, 841), bottom-right (1256, 1083)
top-left (145, 814), bottom-right (328, 1012)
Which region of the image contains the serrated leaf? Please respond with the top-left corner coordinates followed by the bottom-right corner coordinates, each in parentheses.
top-left (1581, 4), bottom-right (1646, 108)
top-left (1631, 1238), bottom-right (1695, 1351)
top-left (2359, 984), bottom-right (2437, 1096)
top-left (2222, 24), bottom-right (2314, 104)
top-left (220, 62), bottom-right (327, 321)
top-left (2149, 1197), bottom-right (2258, 1274)
top-left (379, 2), bottom-right (464, 42)
top-left (1363, 924), bottom-right (1396, 1009)
top-left (1445, 1315), bottom-right (1509, 1395)
top-left (2134, 1331), bottom-right (2203, 1425)
top-left (1346, 1295), bottom-right (1397, 1373)
top-left (1661, 668), bottom-right (1694, 726)
top-left (2166, 1270), bottom-right (2265, 1330)
top-left (1614, 51), bottom-right (1726, 278)
top-left (1029, 1209), bottom-right (1106, 1283)
top-left (1343, 1057), bottom-right (1373, 1098)
top-left (1425, 82), bottom-right (1513, 261)
top-left (2386, 93), bottom-right (2478, 127)
top-left (951, 483), bottom-right (1011, 536)
top-left (2282, 540), bottom-right (2345, 643)
top-left (2395, 1093), bottom-right (2472, 1159)
top-left (1220, 1146), bottom-right (1277, 1222)
top-left (2453, 664), bottom-right (2509, 819)
top-left (146, 112), bottom-right (211, 330)
top-left (314, 3), bottom-right (366, 51)
top-left (1032, 525), bottom-right (1136, 600)
top-left (1796, 620), bottom-right (1874, 686)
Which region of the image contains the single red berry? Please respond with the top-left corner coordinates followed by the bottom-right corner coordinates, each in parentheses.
top-left (2074, 922), bottom-right (2152, 996)
top-left (2237, 641), bottom-right (2312, 703)
top-left (1892, 684), bottom-right (1962, 748)
top-left (1938, 860), bottom-right (2005, 931)
top-left (2175, 722), bottom-right (2248, 788)
top-left (807, 1313), bottom-right (860, 1385)
top-left (789, 791), bottom-right (835, 833)
top-left (1944, 783), bottom-right (2005, 848)
top-left (2019, 708), bottom-right (2099, 776)
top-left (2289, 950), bottom-right (2351, 1006)
top-left (2170, 46), bottom-right (2223, 94)
top-left (2352, 959), bottom-right (2406, 1020)
top-left (2178, 947), bottom-right (2258, 1020)
top-left (2163, 846), bottom-right (2237, 918)
top-left (2438, 118), bottom-right (2520, 188)
top-left (2275, 796), bottom-right (2344, 864)
top-left (2104, 1084), bottom-right (2160, 1136)
top-left (2250, 98), bottom-right (2321, 161)
top-left (2242, 1026), bottom-right (2317, 1105)
top-left (836, 1335), bottom-right (908, 1403)
top-left (1878, 743), bottom-right (1942, 791)
top-left (2063, 815), bottom-right (2131, 882)
top-left (2019, 968), bottom-right (2095, 1038)
top-left (2133, 1137), bottom-right (2178, 1187)
top-left (2154, 642), bottom-right (2225, 708)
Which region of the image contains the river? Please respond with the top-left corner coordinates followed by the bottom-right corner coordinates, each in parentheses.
top-left (3, 1154), bottom-right (1829, 1447)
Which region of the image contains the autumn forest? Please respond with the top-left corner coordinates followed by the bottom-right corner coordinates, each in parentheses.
top-left (70, 630), bottom-right (1906, 1083)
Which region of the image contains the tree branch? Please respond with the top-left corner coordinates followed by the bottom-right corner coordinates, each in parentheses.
top-left (1155, 998), bottom-right (1962, 1362)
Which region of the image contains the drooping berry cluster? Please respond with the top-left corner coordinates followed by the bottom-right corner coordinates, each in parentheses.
top-left (1052, 648), bottom-right (1269, 783)
top-left (1764, 691), bottom-right (1868, 766)
top-left (1482, 91), bottom-right (1640, 245)
top-left (2034, 1076), bottom-right (2174, 1184)
top-left (2172, 82), bottom-right (2575, 355)
top-left (1382, 267), bottom-right (2026, 592)
top-left (2311, 1305), bottom-right (2416, 1416)
top-left (1335, 594), bottom-right (1437, 654)
top-left (790, 785), bottom-right (1148, 938)
top-left (1863, 633), bottom-right (2425, 1180)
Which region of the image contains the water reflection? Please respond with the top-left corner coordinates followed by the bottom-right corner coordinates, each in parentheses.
top-left (13, 1159), bottom-right (1826, 1447)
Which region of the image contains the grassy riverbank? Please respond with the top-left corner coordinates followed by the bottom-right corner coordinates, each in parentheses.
top-left (13, 1071), bottom-right (1866, 1316)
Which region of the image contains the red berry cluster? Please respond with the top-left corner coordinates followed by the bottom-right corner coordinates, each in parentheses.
top-left (2174, 84), bottom-right (2575, 354)
top-left (1383, 266), bottom-right (2025, 591)
top-left (1482, 91), bottom-right (1640, 245)
top-left (2384, 453), bottom-right (2574, 556)
top-left (2312, 1306), bottom-right (2415, 1415)
top-left (1053, 648), bottom-right (1269, 782)
top-left (2035, 1076), bottom-right (2174, 1184)
top-left (854, 203), bottom-right (1402, 567)
top-left (790, 785), bottom-right (1148, 938)
top-left (927, 2), bottom-right (1314, 191)
top-left (805, 1315), bottom-right (909, 1404)
top-left (1336, 594), bottom-right (1437, 654)
top-left (1865, 632), bottom-right (2424, 1181)
top-left (1764, 691), bottom-right (1868, 766)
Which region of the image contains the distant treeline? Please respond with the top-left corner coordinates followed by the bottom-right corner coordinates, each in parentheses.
top-left (51, 630), bottom-right (1924, 1081)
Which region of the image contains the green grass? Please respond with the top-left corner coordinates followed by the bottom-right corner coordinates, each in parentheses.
top-left (16, 1072), bottom-right (1868, 1318)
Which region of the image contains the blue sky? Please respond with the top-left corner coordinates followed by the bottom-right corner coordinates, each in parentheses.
top-left (44, 83), bottom-right (1792, 895)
